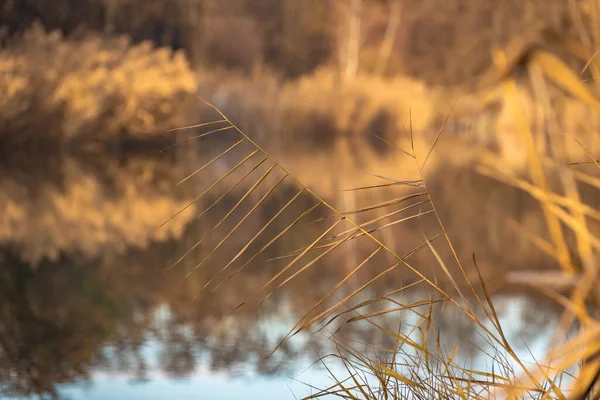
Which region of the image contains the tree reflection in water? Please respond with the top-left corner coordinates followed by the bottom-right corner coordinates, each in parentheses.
top-left (0, 146), bottom-right (563, 399)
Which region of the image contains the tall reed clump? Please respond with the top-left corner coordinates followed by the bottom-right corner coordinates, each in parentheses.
top-left (308, 8), bottom-right (600, 399)
top-left (164, 8), bottom-right (600, 400)
top-left (0, 24), bottom-right (197, 146)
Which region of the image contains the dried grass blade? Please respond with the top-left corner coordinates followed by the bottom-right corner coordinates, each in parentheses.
top-left (159, 150), bottom-right (262, 229)
top-left (167, 161), bottom-right (272, 271)
top-left (162, 119), bottom-right (229, 133)
top-left (282, 246), bottom-right (383, 342)
top-left (343, 192), bottom-right (428, 216)
top-left (420, 103), bottom-right (456, 172)
top-left (213, 201), bottom-right (322, 292)
top-left (161, 125), bottom-right (235, 151)
top-left (176, 138), bottom-right (245, 186)
top-left (213, 188), bottom-right (305, 277)
top-left (531, 49), bottom-right (600, 112)
top-left (183, 164), bottom-right (280, 278)
top-left (235, 218), bottom-right (343, 314)
top-left (196, 172), bottom-right (290, 285)
top-left (260, 222), bottom-right (354, 302)
top-left (177, 153), bottom-right (266, 233)
top-left (346, 299), bottom-right (445, 323)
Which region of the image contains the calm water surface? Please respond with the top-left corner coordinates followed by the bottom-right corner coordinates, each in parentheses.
top-left (0, 134), bottom-right (565, 399)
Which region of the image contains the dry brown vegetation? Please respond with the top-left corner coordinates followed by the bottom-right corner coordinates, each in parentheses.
top-left (165, 4), bottom-right (600, 397)
top-left (0, 0), bottom-right (580, 84)
top-left (0, 0), bottom-right (597, 152)
top-left (0, 0), bottom-right (335, 77)
top-left (0, 25), bottom-right (196, 146)
top-left (6, 0), bottom-right (600, 399)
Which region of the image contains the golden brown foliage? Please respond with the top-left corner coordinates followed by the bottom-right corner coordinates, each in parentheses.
top-left (0, 153), bottom-right (195, 264)
top-left (0, 25), bottom-right (196, 145)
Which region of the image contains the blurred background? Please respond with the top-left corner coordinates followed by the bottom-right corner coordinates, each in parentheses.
top-left (1, 1), bottom-right (600, 399)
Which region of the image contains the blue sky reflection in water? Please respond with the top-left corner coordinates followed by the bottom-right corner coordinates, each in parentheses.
top-left (50, 297), bottom-right (556, 400)
top-left (58, 318), bottom-right (349, 400)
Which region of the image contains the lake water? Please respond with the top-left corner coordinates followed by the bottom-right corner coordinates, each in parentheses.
top-left (0, 130), bottom-right (570, 399)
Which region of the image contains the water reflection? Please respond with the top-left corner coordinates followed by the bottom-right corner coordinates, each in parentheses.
top-left (0, 145), bottom-right (566, 399)
top-left (0, 152), bottom-right (194, 265)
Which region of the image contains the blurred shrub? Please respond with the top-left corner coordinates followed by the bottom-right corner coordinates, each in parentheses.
top-left (277, 69), bottom-right (434, 151)
top-left (196, 68), bottom-right (434, 158)
top-left (0, 25), bottom-right (196, 144)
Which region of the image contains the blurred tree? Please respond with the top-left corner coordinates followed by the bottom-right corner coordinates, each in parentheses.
top-left (0, 0), bottom-right (105, 34)
top-left (393, 0), bottom-right (572, 87)
top-left (332, 0), bottom-right (403, 79)
top-left (372, 0), bottom-right (401, 76)
top-left (236, 0), bottom-right (335, 77)
top-left (0, 0), bottom-right (336, 77)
